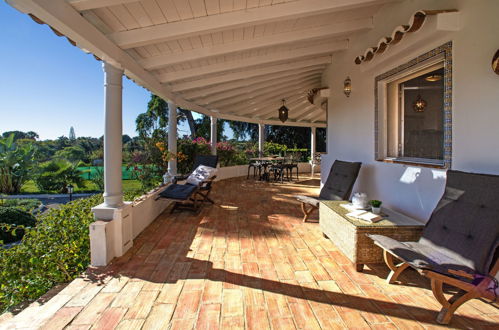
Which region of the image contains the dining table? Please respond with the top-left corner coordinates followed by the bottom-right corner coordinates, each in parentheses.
top-left (248, 156), bottom-right (285, 181)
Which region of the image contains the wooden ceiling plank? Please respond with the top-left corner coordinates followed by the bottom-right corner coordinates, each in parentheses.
top-left (138, 19), bottom-right (364, 69)
top-left (168, 56), bottom-right (331, 91)
top-left (140, 0), bottom-right (167, 25)
top-left (239, 95), bottom-right (309, 117)
top-left (225, 83), bottom-right (318, 113)
top-left (180, 66), bottom-right (324, 99)
top-left (192, 72), bottom-right (321, 104)
top-left (188, 0), bottom-right (207, 18)
top-left (162, 41), bottom-right (346, 82)
top-left (209, 77), bottom-right (319, 108)
top-left (107, 0), bottom-right (381, 49)
top-left (69, 0), bottom-right (141, 11)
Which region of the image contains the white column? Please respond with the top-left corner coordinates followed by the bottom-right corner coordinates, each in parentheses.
top-left (310, 126), bottom-right (317, 177)
top-left (102, 62), bottom-right (124, 208)
top-left (167, 101), bottom-right (177, 176)
top-left (258, 123), bottom-right (265, 157)
top-left (210, 116), bottom-right (217, 155)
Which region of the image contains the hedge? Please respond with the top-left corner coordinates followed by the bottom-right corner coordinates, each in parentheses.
top-left (0, 194), bottom-right (103, 312)
top-left (0, 207), bottom-right (37, 244)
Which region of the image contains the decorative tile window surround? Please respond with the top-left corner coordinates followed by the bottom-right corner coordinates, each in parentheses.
top-left (374, 42), bottom-right (453, 169)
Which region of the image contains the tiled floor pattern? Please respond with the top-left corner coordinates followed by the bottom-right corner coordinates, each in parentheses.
top-left (1, 176), bottom-right (497, 329)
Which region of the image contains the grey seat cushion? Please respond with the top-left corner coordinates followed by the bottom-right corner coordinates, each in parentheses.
top-left (318, 160), bottom-right (362, 201)
top-left (295, 195), bottom-right (319, 207)
top-left (370, 170), bottom-right (499, 276)
top-left (159, 184), bottom-right (197, 200)
top-left (369, 234), bottom-right (476, 277)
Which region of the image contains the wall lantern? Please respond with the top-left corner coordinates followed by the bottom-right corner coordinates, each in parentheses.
top-left (492, 49), bottom-right (499, 75)
top-left (343, 76), bottom-right (352, 97)
top-left (413, 94), bottom-right (427, 112)
top-left (278, 99), bottom-right (289, 123)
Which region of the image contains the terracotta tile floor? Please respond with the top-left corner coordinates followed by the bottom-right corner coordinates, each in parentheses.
top-left (1, 176), bottom-right (498, 329)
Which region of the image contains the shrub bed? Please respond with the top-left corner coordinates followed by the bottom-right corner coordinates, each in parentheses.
top-left (0, 194), bottom-right (103, 312)
top-left (0, 207), bottom-right (37, 244)
top-left (0, 199), bottom-right (41, 213)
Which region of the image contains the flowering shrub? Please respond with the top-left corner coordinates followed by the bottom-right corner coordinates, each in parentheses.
top-left (177, 138), bottom-right (211, 174)
top-left (216, 141), bottom-right (236, 167)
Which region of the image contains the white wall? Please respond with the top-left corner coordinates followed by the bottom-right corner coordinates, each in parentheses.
top-left (322, 0), bottom-right (499, 222)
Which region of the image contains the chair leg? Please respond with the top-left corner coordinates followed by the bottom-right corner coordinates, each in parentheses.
top-left (431, 279), bottom-right (451, 309)
top-left (301, 202), bottom-right (317, 222)
top-left (431, 279), bottom-right (478, 325)
top-left (383, 250), bottom-right (410, 284)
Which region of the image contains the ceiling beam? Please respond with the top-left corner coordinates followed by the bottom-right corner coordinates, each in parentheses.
top-left (170, 57), bottom-right (331, 92)
top-left (142, 19), bottom-right (363, 69)
top-left (157, 41), bottom-right (347, 82)
top-left (299, 107), bottom-right (324, 120)
top-left (181, 67), bottom-right (324, 99)
top-left (210, 78), bottom-right (319, 109)
top-left (232, 87), bottom-right (316, 115)
top-left (247, 97), bottom-right (310, 118)
top-left (11, 0), bottom-right (327, 128)
top-left (68, 0), bottom-right (140, 11)
top-left (194, 73), bottom-right (321, 105)
top-left (255, 98), bottom-right (313, 119)
top-left (108, 0), bottom-right (383, 49)
top-left (290, 104), bottom-right (321, 119)
top-left (235, 95), bottom-right (308, 116)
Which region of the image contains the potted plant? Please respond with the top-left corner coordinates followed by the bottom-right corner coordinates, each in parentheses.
top-left (369, 200), bottom-right (382, 214)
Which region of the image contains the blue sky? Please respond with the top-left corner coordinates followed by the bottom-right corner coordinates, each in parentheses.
top-left (0, 1), bottom-right (196, 140)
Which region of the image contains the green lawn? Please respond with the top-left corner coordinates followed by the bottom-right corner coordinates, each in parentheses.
top-left (20, 179), bottom-right (142, 194)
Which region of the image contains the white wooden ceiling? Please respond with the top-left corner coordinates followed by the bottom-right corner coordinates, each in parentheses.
top-left (8, 0), bottom-right (395, 127)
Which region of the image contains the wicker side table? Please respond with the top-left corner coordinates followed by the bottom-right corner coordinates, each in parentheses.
top-left (319, 201), bottom-right (424, 272)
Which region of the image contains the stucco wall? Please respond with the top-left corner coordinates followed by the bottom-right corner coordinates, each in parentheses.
top-left (321, 0), bottom-right (499, 222)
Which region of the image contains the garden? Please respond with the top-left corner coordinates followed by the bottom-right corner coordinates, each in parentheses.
top-left (0, 94), bottom-right (324, 314)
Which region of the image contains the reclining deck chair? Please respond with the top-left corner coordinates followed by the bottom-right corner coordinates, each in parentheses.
top-left (157, 155), bottom-right (218, 212)
top-left (295, 160), bottom-right (361, 222)
top-left (369, 170), bottom-right (499, 324)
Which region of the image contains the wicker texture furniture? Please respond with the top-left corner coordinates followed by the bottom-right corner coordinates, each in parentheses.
top-left (319, 201), bottom-right (424, 272)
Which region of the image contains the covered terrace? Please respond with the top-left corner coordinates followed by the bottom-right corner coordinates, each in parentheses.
top-left (1, 177), bottom-right (498, 329)
top-left (2, 0), bottom-right (499, 329)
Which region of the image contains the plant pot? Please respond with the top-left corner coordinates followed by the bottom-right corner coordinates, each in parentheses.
top-left (371, 207), bottom-right (381, 215)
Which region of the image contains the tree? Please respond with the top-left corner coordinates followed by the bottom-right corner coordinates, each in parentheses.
top-left (2, 131), bottom-right (38, 141)
top-left (316, 127), bottom-right (327, 152)
top-left (69, 126), bottom-right (76, 140)
top-left (178, 108), bottom-right (198, 138)
top-left (228, 121), bottom-right (258, 141)
top-left (193, 115), bottom-right (226, 141)
top-left (135, 94), bottom-right (169, 138)
top-left (0, 134), bottom-right (36, 194)
top-left (54, 145), bottom-right (87, 163)
top-left (266, 125), bottom-right (311, 149)
top-left (35, 160), bottom-right (86, 192)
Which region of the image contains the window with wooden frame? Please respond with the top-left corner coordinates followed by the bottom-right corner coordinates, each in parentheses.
top-left (375, 42), bottom-right (452, 168)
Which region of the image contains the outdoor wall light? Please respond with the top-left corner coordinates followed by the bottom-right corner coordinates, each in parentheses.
top-left (413, 94), bottom-right (427, 112)
top-left (278, 99), bottom-right (289, 123)
top-left (343, 76), bottom-right (352, 97)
